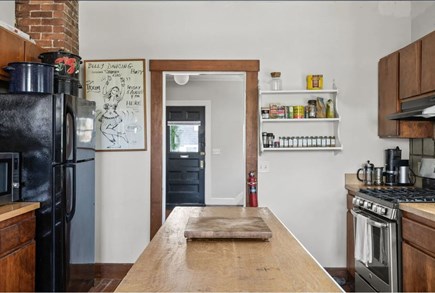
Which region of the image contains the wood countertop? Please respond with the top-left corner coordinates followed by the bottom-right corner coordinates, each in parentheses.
top-left (0, 202), bottom-right (40, 222)
top-left (115, 207), bottom-right (342, 292)
top-left (400, 203), bottom-right (435, 222)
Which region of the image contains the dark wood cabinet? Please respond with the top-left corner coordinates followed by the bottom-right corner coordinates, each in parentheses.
top-left (0, 211), bottom-right (36, 292)
top-left (399, 41), bottom-right (421, 100)
top-left (378, 52), bottom-right (433, 138)
top-left (0, 27), bottom-right (45, 81)
top-left (401, 211), bottom-right (435, 292)
top-left (0, 27), bottom-right (25, 80)
top-left (24, 41), bottom-right (45, 62)
top-left (346, 191), bottom-right (355, 278)
top-left (378, 52), bottom-right (400, 137)
top-left (421, 31), bottom-right (435, 94)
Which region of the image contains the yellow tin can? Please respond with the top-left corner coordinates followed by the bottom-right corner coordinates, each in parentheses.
top-left (307, 75), bottom-right (323, 90)
top-left (293, 106), bottom-right (305, 119)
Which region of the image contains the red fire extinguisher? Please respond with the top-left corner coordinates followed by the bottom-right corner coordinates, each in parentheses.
top-left (247, 171), bottom-right (258, 207)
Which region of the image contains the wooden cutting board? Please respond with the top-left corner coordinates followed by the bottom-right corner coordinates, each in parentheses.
top-left (184, 217), bottom-right (272, 240)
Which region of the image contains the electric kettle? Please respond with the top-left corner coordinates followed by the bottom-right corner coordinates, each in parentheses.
top-left (357, 160), bottom-right (375, 186)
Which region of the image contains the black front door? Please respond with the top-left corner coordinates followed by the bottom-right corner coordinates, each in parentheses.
top-left (166, 106), bottom-right (205, 208)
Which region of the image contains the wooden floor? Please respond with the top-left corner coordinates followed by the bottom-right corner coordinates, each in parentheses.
top-left (89, 278), bottom-right (122, 292)
top-left (89, 264), bottom-right (132, 292)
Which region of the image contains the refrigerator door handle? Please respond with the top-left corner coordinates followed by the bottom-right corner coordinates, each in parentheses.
top-left (66, 103), bottom-right (77, 163)
top-left (65, 163), bottom-right (76, 223)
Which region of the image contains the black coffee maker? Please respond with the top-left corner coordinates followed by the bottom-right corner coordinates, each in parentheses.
top-left (385, 146), bottom-right (402, 186)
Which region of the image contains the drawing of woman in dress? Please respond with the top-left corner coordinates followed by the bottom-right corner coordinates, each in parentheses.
top-left (99, 76), bottom-right (129, 148)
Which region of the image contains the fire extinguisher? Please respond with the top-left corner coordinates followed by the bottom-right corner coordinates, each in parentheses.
top-left (247, 171), bottom-right (258, 207)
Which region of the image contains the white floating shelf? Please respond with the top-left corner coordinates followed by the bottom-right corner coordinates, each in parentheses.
top-left (262, 147), bottom-right (343, 151)
top-left (260, 89), bottom-right (338, 95)
top-left (261, 118), bottom-right (340, 122)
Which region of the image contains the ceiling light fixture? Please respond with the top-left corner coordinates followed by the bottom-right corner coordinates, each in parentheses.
top-left (174, 75), bottom-right (190, 86)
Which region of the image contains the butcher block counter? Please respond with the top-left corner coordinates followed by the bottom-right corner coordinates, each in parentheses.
top-left (116, 207), bottom-right (342, 292)
top-left (0, 202), bottom-right (40, 222)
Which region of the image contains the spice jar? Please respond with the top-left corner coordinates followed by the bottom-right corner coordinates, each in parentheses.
top-left (308, 100), bottom-right (317, 118)
top-left (262, 132), bottom-right (268, 148)
top-left (261, 107), bottom-right (270, 119)
top-left (270, 72), bottom-right (282, 91)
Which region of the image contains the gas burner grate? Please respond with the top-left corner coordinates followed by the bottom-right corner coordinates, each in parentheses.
top-left (359, 187), bottom-right (435, 203)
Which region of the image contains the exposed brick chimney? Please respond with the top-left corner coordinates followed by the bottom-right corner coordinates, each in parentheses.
top-left (15, 0), bottom-right (79, 54)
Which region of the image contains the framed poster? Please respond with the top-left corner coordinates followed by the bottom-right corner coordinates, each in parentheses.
top-left (84, 59), bottom-right (146, 151)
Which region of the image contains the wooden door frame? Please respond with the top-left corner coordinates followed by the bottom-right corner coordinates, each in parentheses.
top-left (149, 60), bottom-right (259, 239)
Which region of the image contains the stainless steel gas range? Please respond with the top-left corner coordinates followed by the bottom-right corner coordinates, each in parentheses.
top-left (352, 187), bottom-right (435, 292)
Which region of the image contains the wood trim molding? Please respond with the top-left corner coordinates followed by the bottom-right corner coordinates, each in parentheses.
top-left (149, 60), bottom-right (259, 72)
top-left (149, 60), bottom-right (259, 239)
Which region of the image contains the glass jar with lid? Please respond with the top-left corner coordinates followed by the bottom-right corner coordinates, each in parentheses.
top-left (308, 100), bottom-right (317, 118)
top-left (270, 72), bottom-right (282, 91)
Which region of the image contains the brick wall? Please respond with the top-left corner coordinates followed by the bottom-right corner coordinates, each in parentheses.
top-left (15, 0), bottom-right (79, 54)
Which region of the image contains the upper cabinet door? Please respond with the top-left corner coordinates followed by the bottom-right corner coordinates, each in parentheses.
top-left (0, 28), bottom-right (25, 79)
top-left (24, 41), bottom-right (45, 62)
top-left (421, 31), bottom-right (435, 94)
top-left (378, 52), bottom-right (399, 137)
top-left (399, 41), bottom-right (421, 99)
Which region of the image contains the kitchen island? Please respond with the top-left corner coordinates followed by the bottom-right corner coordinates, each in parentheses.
top-left (115, 206), bottom-right (342, 292)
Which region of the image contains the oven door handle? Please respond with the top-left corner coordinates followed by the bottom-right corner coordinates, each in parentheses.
top-left (351, 209), bottom-right (388, 229)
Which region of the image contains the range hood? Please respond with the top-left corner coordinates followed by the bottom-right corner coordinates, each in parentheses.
top-left (388, 95), bottom-right (435, 120)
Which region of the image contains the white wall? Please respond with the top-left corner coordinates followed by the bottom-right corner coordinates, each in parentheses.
top-left (80, 1), bottom-right (413, 266)
top-left (411, 1), bottom-right (435, 40)
top-left (167, 78), bottom-right (245, 205)
top-left (0, 1), bottom-right (15, 26)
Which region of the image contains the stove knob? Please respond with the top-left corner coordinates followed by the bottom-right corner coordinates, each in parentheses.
top-left (372, 204), bottom-right (379, 213)
top-left (352, 198), bottom-right (357, 205)
top-left (380, 207), bottom-right (387, 215)
top-left (359, 199), bottom-right (365, 206)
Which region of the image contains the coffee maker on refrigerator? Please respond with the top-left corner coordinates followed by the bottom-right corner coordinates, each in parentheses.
top-left (385, 147), bottom-right (401, 186)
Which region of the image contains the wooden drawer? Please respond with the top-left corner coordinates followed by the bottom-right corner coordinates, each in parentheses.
top-left (402, 216), bottom-right (435, 256)
top-left (0, 241), bottom-right (35, 292)
top-left (0, 212), bottom-right (35, 257)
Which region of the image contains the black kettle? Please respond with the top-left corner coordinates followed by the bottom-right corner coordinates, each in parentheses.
top-left (357, 160), bottom-right (375, 186)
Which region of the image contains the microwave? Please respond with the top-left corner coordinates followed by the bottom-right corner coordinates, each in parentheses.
top-left (0, 153), bottom-right (20, 205)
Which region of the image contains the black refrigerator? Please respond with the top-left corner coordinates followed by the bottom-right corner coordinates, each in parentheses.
top-left (0, 93), bottom-right (96, 292)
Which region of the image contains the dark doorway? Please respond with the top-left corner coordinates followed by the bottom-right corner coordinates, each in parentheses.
top-left (166, 106), bottom-right (205, 208)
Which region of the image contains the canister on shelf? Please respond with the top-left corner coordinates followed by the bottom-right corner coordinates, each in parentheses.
top-left (270, 72), bottom-right (282, 91)
top-left (331, 136), bottom-right (336, 147)
top-left (261, 107), bottom-right (270, 119)
top-left (267, 133), bottom-right (274, 148)
top-left (293, 106), bottom-right (305, 119)
top-left (316, 136), bottom-right (322, 147)
top-left (326, 99), bottom-right (335, 118)
top-left (288, 136), bottom-right (295, 148)
top-left (262, 132), bottom-right (268, 148)
top-left (302, 136), bottom-right (308, 147)
top-left (308, 100), bottom-right (317, 118)
top-left (306, 74), bottom-right (323, 90)
top-left (287, 106), bottom-right (293, 118)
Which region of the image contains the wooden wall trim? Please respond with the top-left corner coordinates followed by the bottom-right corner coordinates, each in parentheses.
top-left (245, 71), bottom-right (258, 204)
top-left (149, 60), bottom-right (259, 239)
top-left (150, 71), bottom-right (163, 238)
top-left (150, 60), bottom-right (260, 72)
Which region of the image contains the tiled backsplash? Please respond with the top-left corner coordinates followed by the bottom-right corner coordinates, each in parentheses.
top-left (409, 138), bottom-right (435, 187)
